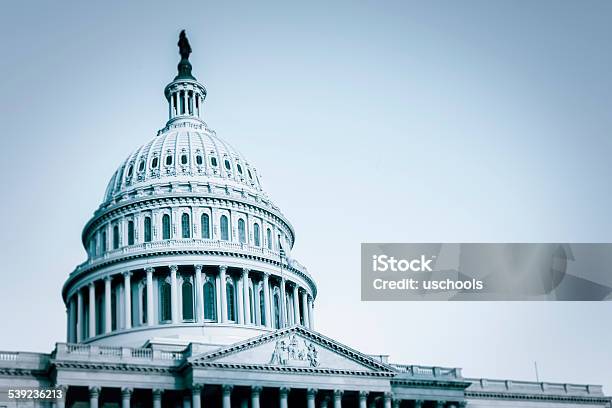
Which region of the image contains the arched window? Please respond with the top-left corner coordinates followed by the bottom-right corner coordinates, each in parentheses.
top-left (144, 217), bottom-right (152, 242)
top-left (160, 281), bottom-right (172, 322)
top-left (224, 159), bottom-right (231, 170)
top-left (196, 155), bottom-right (203, 165)
top-left (181, 213), bottom-right (191, 238)
top-left (112, 225), bottom-right (119, 249)
top-left (211, 157), bottom-right (218, 167)
top-left (238, 219), bottom-right (246, 243)
top-left (165, 155), bottom-right (173, 166)
top-left (101, 231), bottom-right (107, 253)
top-left (204, 280), bottom-right (216, 321)
top-left (162, 214), bottom-right (171, 240)
top-left (201, 213), bottom-right (210, 239)
top-left (127, 221), bottom-right (135, 245)
top-left (266, 228), bottom-right (272, 250)
top-left (253, 223), bottom-right (261, 247)
top-left (273, 290), bottom-right (281, 329)
top-left (181, 154), bottom-right (188, 165)
top-left (259, 288), bottom-right (266, 326)
top-left (220, 215), bottom-right (229, 241)
top-left (182, 280), bottom-right (194, 321)
top-left (151, 157), bottom-right (159, 169)
top-left (226, 280), bottom-right (236, 322)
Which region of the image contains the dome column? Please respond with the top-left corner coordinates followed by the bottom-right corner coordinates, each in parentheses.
top-left (219, 266), bottom-right (228, 323)
top-left (301, 291), bottom-right (309, 329)
top-left (292, 284), bottom-right (300, 326)
top-left (146, 267), bottom-right (155, 326)
top-left (263, 273), bottom-right (271, 328)
top-left (237, 273), bottom-right (245, 324)
top-left (195, 265), bottom-right (204, 323)
top-left (123, 272), bottom-right (132, 329)
top-left (308, 297), bottom-right (315, 329)
top-left (279, 278), bottom-right (287, 327)
top-left (76, 289), bottom-right (83, 342)
top-left (104, 276), bottom-right (112, 333)
top-left (170, 265), bottom-right (179, 323)
top-left (88, 282), bottom-right (96, 338)
top-left (242, 269), bottom-right (251, 324)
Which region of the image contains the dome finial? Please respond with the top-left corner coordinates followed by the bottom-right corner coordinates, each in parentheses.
top-left (175, 30), bottom-right (195, 80)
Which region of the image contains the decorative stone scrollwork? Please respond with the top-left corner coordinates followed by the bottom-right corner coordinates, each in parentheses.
top-left (269, 334), bottom-right (319, 367)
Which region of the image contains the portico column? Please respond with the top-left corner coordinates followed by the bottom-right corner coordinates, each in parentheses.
top-left (219, 265), bottom-right (228, 322)
top-left (195, 265), bottom-right (204, 323)
top-left (333, 390), bottom-right (343, 408)
top-left (263, 273), bottom-right (271, 328)
top-left (123, 272), bottom-right (132, 329)
top-left (222, 385), bottom-right (232, 408)
top-left (76, 289), bottom-right (83, 342)
top-left (191, 385), bottom-right (202, 408)
top-left (251, 386), bottom-right (262, 408)
top-left (307, 388), bottom-right (317, 408)
top-left (358, 391), bottom-right (368, 408)
top-left (279, 387), bottom-right (290, 408)
top-left (307, 296), bottom-right (314, 329)
top-left (55, 385), bottom-right (67, 408)
top-left (104, 276), bottom-right (112, 333)
top-left (89, 386), bottom-right (101, 408)
top-left (279, 278), bottom-right (287, 327)
top-left (146, 267), bottom-right (155, 326)
top-left (170, 265), bottom-right (179, 323)
top-left (292, 284), bottom-right (300, 325)
top-left (301, 291), bottom-right (309, 329)
top-left (242, 268), bottom-right (251, 324)
top-left (152, 389), bottom-right (163, 408)
top-left (121, 387), bottom-right (133, 408)
top-left (383, 393), bottom-right (392, 408)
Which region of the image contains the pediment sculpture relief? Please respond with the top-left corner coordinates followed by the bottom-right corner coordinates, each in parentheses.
top-left (270, 334), bottom-right (319, 367)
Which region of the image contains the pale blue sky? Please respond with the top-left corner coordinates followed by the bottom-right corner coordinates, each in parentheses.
top-left (1, 0), bottom-right (612, 392)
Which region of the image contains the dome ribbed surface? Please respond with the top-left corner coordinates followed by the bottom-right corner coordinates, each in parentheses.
top-left (103, 128), bottom-right (263, 204)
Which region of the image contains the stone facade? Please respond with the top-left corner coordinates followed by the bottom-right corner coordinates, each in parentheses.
top-left (0, 33), bottom-right (609, 408)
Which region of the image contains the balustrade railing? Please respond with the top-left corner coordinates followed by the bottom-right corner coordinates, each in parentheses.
top-left (56, 343), bottom-right (183, 363)
top-left (74, 239), bottom-right (310, 276)
top-left (391, 364), bottom-right (462, 379)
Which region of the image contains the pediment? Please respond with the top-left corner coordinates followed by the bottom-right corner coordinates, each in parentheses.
top-left (190, 326), bottom-right (394, 374)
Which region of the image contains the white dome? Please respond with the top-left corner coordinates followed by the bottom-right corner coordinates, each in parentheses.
top-left (103, 123), bottom-right (264, 205)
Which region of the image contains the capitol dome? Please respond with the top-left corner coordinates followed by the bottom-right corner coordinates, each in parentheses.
top-left (62, 31), bottom-right (316, 349)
